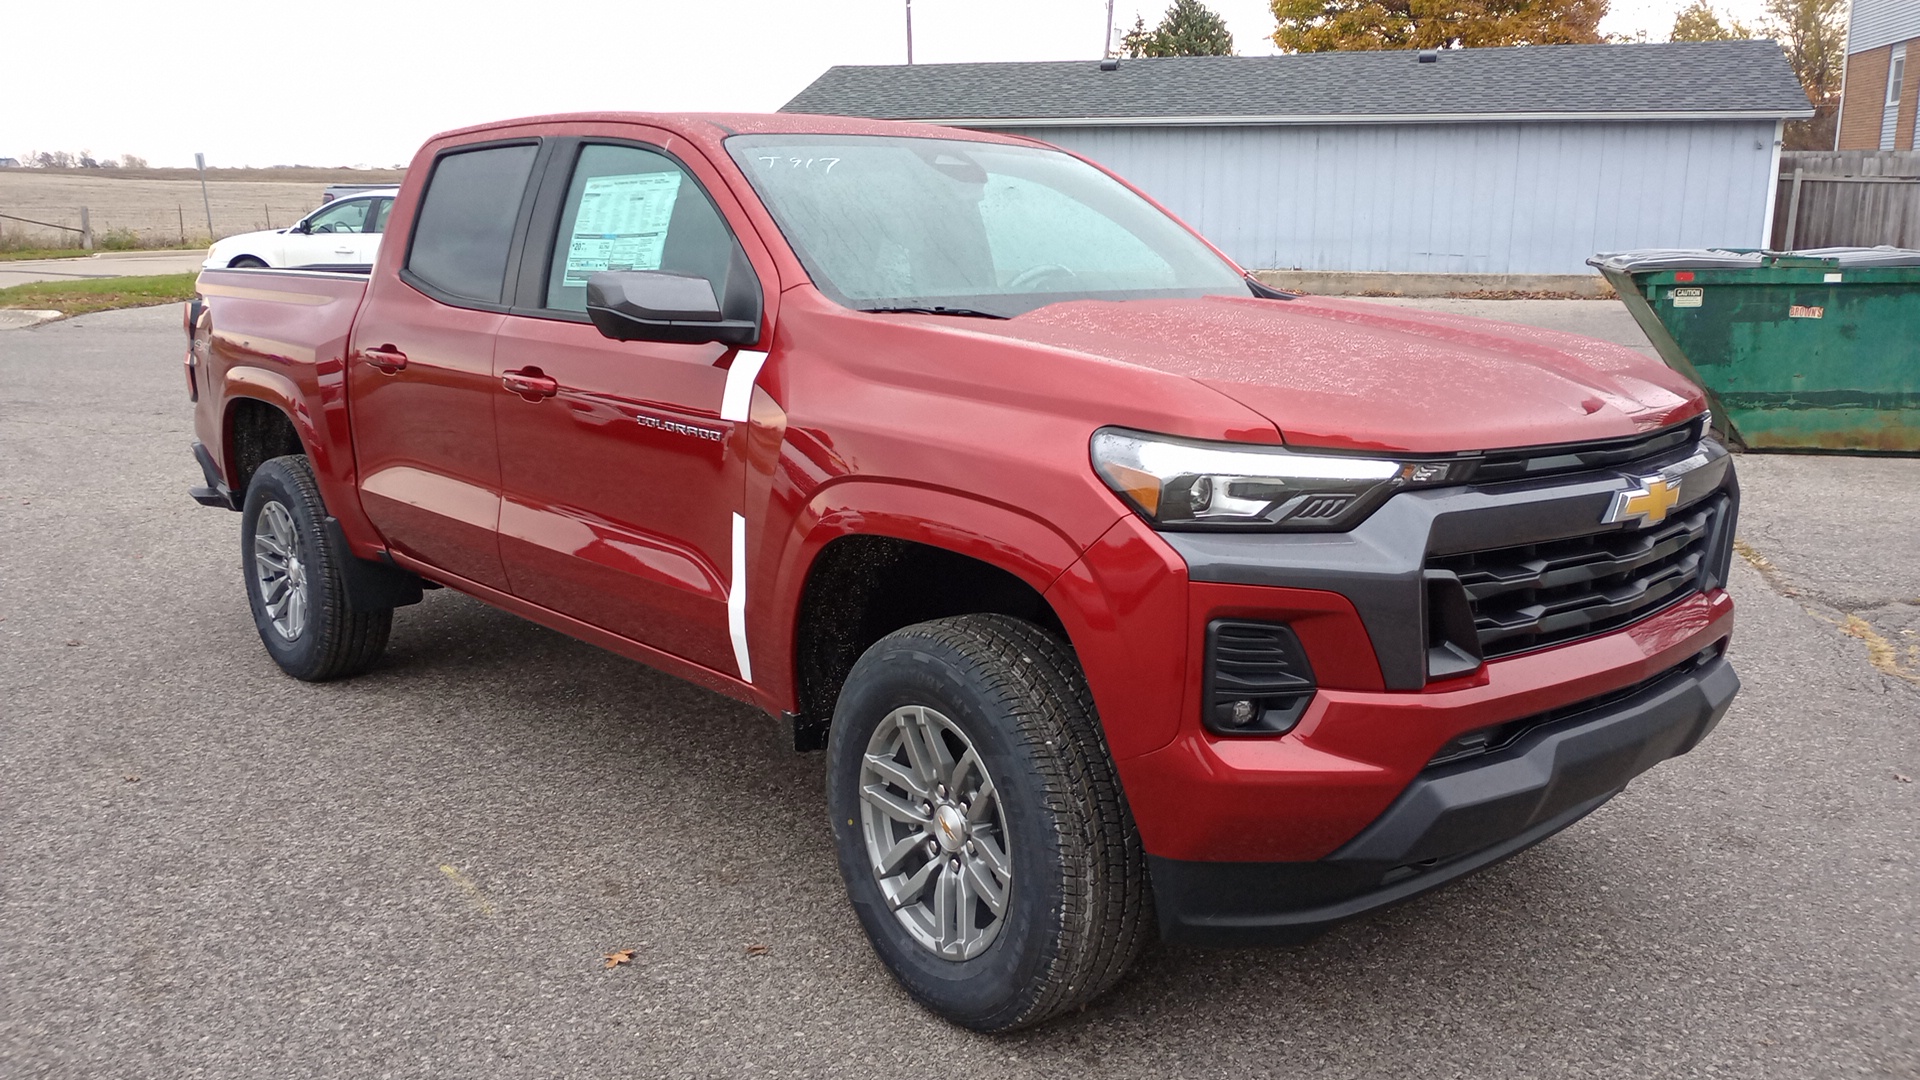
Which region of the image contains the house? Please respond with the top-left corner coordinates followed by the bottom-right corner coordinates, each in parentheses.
top-left (0, 158), bottom-right (19, 168)
top-left (782, 42), bottom-right (1811, 279)
top-left (1836, 0), bottom-right (1920, 149)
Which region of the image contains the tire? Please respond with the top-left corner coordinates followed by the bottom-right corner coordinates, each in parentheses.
top-left (229, 256), bottom-right (268, 269)
top-left (240, 455), bottom-right (391, 681)
top-left (826, 614), bottom-right (1152, 1031)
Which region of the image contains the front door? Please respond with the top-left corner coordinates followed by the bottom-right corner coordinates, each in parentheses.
top-left (295, 195), bottom-right (376, 267)
top-left (347, 141), bottom-right (542, 591)
top-left (492, 139), bottom-right (767, 678)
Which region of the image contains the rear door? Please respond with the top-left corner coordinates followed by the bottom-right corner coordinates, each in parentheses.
top-left (490, 135), bottom-right (770, 677)
top-left (347, 140), bottom-right (544, 590)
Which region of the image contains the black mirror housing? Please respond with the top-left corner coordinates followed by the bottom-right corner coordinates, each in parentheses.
top-left (586, 270), bottom-right (760, 347)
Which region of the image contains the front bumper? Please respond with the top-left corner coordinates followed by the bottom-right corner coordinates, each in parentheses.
top-left (1048, 432), bottom-right (1744, 945)
top-left (1150, 651), bottom-right (1738, 945)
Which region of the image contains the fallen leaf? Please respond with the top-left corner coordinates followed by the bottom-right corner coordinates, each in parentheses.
top-left (744, 943), bottom-right (769, 957)
top-left (604, 948), bottom-right (635, 969)
top-left (1897, 774), bottom-right (1912, 784)
top-left (65, 640), bottom-right (81, 647)
top-left (123, 775), bottom-right (139, 783)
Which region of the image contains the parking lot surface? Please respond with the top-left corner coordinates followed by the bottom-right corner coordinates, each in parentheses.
top-left (2, 306), bottom-right (1915, 1079)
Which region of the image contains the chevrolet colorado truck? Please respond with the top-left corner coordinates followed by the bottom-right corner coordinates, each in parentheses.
top-left (184, 112), bottom-right (1741, 1032)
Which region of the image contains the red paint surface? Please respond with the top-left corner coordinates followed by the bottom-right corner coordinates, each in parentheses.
top-left (190, 111), bottom-right (1730, 866)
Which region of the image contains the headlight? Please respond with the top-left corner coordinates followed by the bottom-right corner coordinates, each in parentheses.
top-left (1091, 428), bottom-right (1462, 532)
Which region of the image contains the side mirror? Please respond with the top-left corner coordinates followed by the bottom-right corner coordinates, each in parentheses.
top-left (586, 270), bottom-right (759, 347)
top-left (291, 220), bottom-right (310, 234)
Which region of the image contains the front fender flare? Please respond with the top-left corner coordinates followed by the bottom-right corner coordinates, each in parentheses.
top-left (755, 479), bottom-right (1097, 714)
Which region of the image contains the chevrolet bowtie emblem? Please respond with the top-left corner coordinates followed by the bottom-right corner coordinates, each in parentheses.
top-left (1605, 476), bottom-right (1682, 527)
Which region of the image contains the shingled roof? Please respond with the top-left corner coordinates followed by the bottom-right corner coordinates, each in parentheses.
top-left (781, 41), bottom-right (1812, 125)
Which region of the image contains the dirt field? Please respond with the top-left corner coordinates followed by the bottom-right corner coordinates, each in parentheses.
top-left (0, 172), bottom-right (402, 245)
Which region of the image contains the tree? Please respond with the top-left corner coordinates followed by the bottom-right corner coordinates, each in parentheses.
top-left (1760, 0), bottom-right (1844, 148)
top-left (1669, 0), bottom-right (1752, 41)
top-left (1269, 0), bottom-right (1607, 52)
top-left (1666, 0), bottom-right (1843, 149)
top-left (120, 154), bottom-right (148, 169)
top-left (1123, 0), bottom-right (1236, 57)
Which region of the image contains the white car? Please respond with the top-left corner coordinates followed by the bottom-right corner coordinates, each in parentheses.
top-left (202, 192), bottom-right (395, 270)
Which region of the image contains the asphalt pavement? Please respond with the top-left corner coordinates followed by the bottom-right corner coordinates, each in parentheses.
top-left (1, 305), bottom-right (1914, 1079)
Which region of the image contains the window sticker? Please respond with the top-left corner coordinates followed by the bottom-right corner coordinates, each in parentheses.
top-left (562, 171), bottom-right (683, 286)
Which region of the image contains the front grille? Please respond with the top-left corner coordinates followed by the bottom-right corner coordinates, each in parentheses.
top-left (1460, 417), bottom-right (1705, 483)
top-left (1427, 493), bottom-right (1726, 659)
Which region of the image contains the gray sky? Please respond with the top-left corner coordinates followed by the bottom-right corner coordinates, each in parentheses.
top-left (3, 0), bottom-right (1773, 169)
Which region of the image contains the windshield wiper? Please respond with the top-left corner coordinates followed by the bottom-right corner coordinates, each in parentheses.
top-left (1245, 275), bottom-right (1298, 300)
top-left (856, 305), bottom-right (1008, 319)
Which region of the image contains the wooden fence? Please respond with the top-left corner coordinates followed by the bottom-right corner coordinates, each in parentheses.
top-left (1769, 150), bottom-right (1920, 250)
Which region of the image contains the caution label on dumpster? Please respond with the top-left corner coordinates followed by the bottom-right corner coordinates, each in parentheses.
top-left (1670, 287), bottom-right (1703, 308)
top-left (1789, 305), bottom-right (1825, 319)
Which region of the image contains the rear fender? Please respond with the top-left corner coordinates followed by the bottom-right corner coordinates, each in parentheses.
top-left (219, 369), bottom-right (382, 555)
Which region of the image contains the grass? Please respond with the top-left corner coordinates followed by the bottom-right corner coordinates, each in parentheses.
top-left (0, 273), bottom-right (197, 316)
top-left (1, 226), bottom-right (207, 258)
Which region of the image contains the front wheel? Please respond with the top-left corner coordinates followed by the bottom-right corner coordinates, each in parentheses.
top-left (228, 256), bottom-right (268, 269)
top-left (240, 455), bottom-right (391, 681)
top-left (826, 615), bottom-right (1151, 1031)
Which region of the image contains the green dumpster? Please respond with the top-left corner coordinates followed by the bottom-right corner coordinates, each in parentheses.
top-left (1588, 247), bottom-right (1920, 453)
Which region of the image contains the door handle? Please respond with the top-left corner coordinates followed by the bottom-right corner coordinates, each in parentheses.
top-left (364, 345), bottom-right (408, 374)
top-left (501, 367), bottom-right (559, 401)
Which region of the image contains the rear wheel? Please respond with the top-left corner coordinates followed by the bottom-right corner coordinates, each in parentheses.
top-left (826, 614), bottom-right (1151, 1031)
top-left (240, 455), bottom-right (390, 681)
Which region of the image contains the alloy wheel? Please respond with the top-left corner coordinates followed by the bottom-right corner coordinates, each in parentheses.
top-left (252, 500), bottom-right (308, 640)
top-left (859, 704), bottom-right (1013, 960)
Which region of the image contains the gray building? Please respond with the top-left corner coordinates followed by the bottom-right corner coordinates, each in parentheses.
top-left (783, 43), bottom-right (1811, 277)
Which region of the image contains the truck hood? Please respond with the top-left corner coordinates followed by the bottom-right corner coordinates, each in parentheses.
top-left (965, 295), bottom-right (1702, 453)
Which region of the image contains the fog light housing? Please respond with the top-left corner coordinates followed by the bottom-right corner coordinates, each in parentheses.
top-left (1202, 620), bottom-right (1316, 736)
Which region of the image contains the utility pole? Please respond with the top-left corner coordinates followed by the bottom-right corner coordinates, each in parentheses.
top-left (1103, 0), bottom-right (1116, 57)
top-left (194, 152), bottom-right (214, 239)
top-left (906, 0), bottom-right (914, 64)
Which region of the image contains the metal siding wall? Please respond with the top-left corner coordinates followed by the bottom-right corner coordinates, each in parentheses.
top-left (992, 121), bottom-right (1779, 274)
top-left (1849, 0), bottom-right (1920, 54)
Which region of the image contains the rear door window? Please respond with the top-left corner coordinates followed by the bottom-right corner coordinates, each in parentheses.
top-left (541, 143), bottom-right (749, 314)
top-left (407, 143), bottom-right (539, 303)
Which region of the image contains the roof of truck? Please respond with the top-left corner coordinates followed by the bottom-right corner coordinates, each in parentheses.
top-left (427, 111), bottom-right (1035, 146)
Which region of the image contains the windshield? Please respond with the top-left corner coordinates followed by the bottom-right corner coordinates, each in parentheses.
top-left (726, 134), bottom-right (1248, 318)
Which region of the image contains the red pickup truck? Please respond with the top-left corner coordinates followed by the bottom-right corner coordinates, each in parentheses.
top-left (184, 112), bottom-right (1740, 1031)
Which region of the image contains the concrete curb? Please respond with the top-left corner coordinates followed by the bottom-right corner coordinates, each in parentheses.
top-left (0, 309), bottom-right (64, 330)
top-left (1253, 270), bottom-right (1616, 299)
